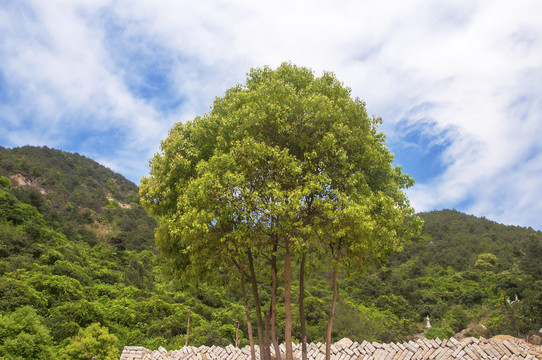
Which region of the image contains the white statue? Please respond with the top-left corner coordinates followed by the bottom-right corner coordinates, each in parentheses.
top-left (426, 316), bottom-right (431, 329)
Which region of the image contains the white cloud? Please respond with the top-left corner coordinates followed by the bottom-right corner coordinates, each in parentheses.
top-left (0, 0), bottom-right (173, 180)
top-left (337, 0), bottom-right (542, 229)
top-left (1, 0), bottom-right (542, 228)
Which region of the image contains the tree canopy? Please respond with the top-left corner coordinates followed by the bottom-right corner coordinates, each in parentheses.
top-left (140, 63), bottom-right (422, 360)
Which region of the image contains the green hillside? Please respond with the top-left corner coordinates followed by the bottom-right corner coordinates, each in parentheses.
top-left (0, 146), bottom-right (540, 359)
top-left (349, 209), bottom-right (542, 340)
top-left (0, 146), bottom-right (248, 358)
top-left (0, 145), bottom-right (155, 251)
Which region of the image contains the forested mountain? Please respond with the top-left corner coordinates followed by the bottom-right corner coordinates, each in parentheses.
top-left (0, 145), bottom-right (155, 252)
top-left (0, 146), bottom-right (541, 359)
top-left (349, 209), bottom-right (542, 341)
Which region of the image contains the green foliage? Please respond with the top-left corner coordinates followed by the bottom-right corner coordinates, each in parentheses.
top-left (475, 253), bottom-right (498, 271)
top-left (46, 300), bottom-right (106, 342)
top-left (140, 63), bottom-right (421, 356)
top-left (0, 145), bottom-right (156, 251)
top-left (0, 176), bottom-right (10, 187)
top-left (445, 306), bottom-right (469, 333)
top-left (0, 145), bottom-right (541, 356)
top-left (0, 278), bottom-right (47, 312)
top-left (123, 251), bottom-right (155, 289)
top-left (0, 306), bottom-right (53, 360)
top-left (59, 323), bottom-right (118, 360)
top-left (371, 209), bottom-right (542, 340)
top-left (425, 325), bottom-right (455, 340)
top-left (331, 301), bottom-right (413, 343)
top-left (521, 236), bottom-right (542, 279)
top-left (374, 294), bottom-right (414, 319)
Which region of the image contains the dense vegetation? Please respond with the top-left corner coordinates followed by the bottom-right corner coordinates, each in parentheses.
top-left (1, 146), bottom-right (541, 359)
top-left (347, 209), bottom-right (542, 341)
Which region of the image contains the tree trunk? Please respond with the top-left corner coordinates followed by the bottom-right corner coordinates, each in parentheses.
top-left (235, 321), bottom-right (240, 348)
top-left (325, 249), bottom-right (341, 360)
top-left (271, 238), bottom-right (281, 359)
top-left (284, 239), bottom-right (293, 360)
top-left (248, 249), bottom-right (266, 360)
top-left (185, 309), bottom-right (191, 347)
top-left (264, 312), bottom-right (272, 360)
top-left (239, 263), bottom-right (256, 360)
top-left (299, 252), bottom-right (307, 360)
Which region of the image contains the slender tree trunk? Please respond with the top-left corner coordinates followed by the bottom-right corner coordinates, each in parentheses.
top-left (271, 238), bottom-right (280, 359)
top-left (239, 263), bottom-right (256, 360)
top-left (284, 238), bottom-right (293, 360)
top-left (264, 312), bottom-right (272, 360)
top-left (248, 249), bottom-right (266, 360)
top-left (185, 309), bottom-right (191, 346)
top-left (299, 252), bottom-right (307, 360)
top-left (325, 249), bottom-right (341, 360)
top-left (235, 321), bottom-right (240, 348)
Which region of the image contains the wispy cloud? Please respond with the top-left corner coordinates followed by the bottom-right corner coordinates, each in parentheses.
top-left (0, 0), bottom-right (171, 175)
top-left (1, 0), bottom-right (541, 229)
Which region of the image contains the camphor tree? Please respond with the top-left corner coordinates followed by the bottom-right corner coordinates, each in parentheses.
top-left (140, 63), bottom-right (421, 360)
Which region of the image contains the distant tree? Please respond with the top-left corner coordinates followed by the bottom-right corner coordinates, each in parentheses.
top-left (141, 63), bottom-right (421, 360)
top-left (521, 235), bottom-right (542, 279)
top-left (475, 253), bottom-right (498, 271)
top-left (59, 323), bottom-right (118, 360)
top-left (0, 306), bottom-right (53, 360)
top-left (0, 278), bottom-right (47, 312)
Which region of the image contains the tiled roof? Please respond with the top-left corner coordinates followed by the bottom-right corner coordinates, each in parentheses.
top-left (120, 336), bottom-right (542, 360)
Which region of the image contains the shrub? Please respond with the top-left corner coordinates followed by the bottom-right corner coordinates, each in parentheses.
top-left (59, 323), bottom-right (118, 360)
top-left (425, 325), bottom-right (454, 340)
top-left (0, 306), bottom-right (53, 360)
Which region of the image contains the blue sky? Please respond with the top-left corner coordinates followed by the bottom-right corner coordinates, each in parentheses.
top-left (1, 0), bottom-right (542, 230)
